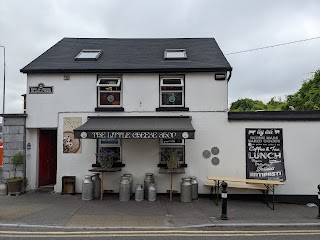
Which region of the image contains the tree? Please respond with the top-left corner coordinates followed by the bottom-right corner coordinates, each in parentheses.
top-left (230, 70), bottom-right (320, 112)
top-left (230, 98), bottom-right (267, 112)
top-left (283, 70), bottom-right (320, 110)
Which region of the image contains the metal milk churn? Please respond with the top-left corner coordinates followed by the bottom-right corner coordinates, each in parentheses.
top-left (82, 175), bottom-right (94, 201)
top-left (119, 176), bottom-right (131, 202)
top-left (0, 182), bottom-right (7, 195)
top-left (92, 173), bottom-right (101, 199)
top-left (148, 183), bottom-right (157, 201)
top-left (190, 176), bottom-right (198, 200)
top-left (123, 173), bottom-right (133, 196)
top-left (135, 184), bottom-right (144, 201)
top-left (180, 177), bottom-right (192, 203)
top-left (144, 173), bottom-right (154, 200)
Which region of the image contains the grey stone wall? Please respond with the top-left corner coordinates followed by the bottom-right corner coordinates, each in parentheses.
top-left (0, 115), bottom-right (27, 182)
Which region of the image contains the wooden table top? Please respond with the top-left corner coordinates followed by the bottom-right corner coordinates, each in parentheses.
top-left (206, 176), bottom-right (284, 185)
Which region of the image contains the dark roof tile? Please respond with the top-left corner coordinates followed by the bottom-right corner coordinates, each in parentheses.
top-left (21, 38), bottom-right (232, 73)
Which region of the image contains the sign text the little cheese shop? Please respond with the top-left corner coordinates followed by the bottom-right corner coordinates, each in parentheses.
top-left (92, 131), bottom-right (177, 139)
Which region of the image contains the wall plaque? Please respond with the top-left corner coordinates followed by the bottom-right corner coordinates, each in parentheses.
top-left (29, 83), bottom-right (53, 94)
top-left (246, 128), bottom-right (286, 181)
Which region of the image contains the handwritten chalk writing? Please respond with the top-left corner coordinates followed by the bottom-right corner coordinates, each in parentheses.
top-left (246, 128), bottom-right (286, 181)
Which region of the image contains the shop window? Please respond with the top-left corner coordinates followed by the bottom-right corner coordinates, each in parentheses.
top-left (97, 77), bottom-right (122, 108)
top-left (159, 139), bottom-right (185, 168)
top-left (96, 138), bottom-right (122, 167)
top-left (160, 76), bottom-right (184, 107)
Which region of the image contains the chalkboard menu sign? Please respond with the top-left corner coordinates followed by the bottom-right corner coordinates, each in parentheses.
top-left (246, 128), bottom-right (286, 181)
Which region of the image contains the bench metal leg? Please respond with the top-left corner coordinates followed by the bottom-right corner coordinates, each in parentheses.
top-left (265, 184), bottom-right (275, 210)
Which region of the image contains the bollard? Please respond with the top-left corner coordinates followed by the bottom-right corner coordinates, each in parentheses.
top-left (220, 181), bottom-right (229, 220)
top-left (318, 185), bottom-right (320, 219)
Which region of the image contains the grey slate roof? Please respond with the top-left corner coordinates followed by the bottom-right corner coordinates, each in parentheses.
top-left (20, 38), bottom-right (232, 73)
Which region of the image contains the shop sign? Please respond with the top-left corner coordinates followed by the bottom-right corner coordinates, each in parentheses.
top-left (29, 83), bottom-right (53, 94)
top-left (246, 128), bottom-right (286, 181)
top-left (77, 131), bottom-right (194, 139)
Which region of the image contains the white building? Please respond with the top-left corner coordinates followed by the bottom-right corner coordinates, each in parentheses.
top-left (19, 38), bottom-right (320, 203)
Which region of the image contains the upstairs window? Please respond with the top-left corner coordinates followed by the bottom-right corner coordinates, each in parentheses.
top-left (164, 49), bottom-right (187, 60)
top-left (160, 76), bottom-right (184, 107)
top-left (75, 49), bottom-right (102, 60)
top-left (97, 77), bottom-right (122, 107)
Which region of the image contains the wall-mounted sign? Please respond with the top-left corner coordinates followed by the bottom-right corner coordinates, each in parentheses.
top-left (246, 128), bottom-right (286, 181)
top-left (75, 131), bottom-right (194, 139)
top-left (215, 73), bottom-right (226, 81)
top-left (29, 83), bottom-right (53, 94)
top-left (63, 117), bottom-right (82, 154)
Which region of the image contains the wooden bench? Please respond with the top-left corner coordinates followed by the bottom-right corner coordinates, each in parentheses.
top-left (205, 176), bottom-right (284, 210)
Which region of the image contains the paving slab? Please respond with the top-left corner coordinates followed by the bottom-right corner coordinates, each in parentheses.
top-left (0, 191), bottom-right (319, 229)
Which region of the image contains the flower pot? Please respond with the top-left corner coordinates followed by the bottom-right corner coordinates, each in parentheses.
top-left (7, 180), bottom-right (23, 196)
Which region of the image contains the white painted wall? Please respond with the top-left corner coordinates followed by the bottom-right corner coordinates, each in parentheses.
top-left (52, 112), bottom-right (320, 196)
top-left (25, 72), bottom-right (320, 197)
top-left (26, 72), bottom-right (227, 128)
top-left (25, 128), bottom-right (39, 190)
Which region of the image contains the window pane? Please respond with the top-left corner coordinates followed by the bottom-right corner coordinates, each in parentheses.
top-left (161, 86), bottom-right (182, 91)
top-left (162, 92), bottom-right (182, 105)
top-left (100, 92), bottom-right (121, 105)
top-left (165, 50), bottom-right (186, 59)
top-left (163, 79), bottom-right (182, 85)
top-left (100, 139), bottom-right (119, 145)
top-left (160, 147), bottom-right (184, 163)
top-left (162, 139), bottom-right (183, 144)
top-left (99, 147), bottom-right (120, 161)
top-left (78, 52), bottom-right (100, 59)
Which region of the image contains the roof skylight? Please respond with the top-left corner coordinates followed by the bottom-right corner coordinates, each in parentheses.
top-left (75, 49), bottom-right (102, 60)
top-left (164, 49), bottom-right (187, 60)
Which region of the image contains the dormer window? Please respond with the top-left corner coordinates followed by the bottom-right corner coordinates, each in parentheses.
top-left (75, 49), bottom-right (102, 60)
top-left (164, 49), bottom-right (187, 60)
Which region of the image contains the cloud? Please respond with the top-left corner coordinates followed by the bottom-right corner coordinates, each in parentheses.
top-left (0, 0), bottom-right (319, 114)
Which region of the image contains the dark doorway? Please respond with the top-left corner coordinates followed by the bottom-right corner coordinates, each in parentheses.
top-left (39, 130), bottom-right (57, 187)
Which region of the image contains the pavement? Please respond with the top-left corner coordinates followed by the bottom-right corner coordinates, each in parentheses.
top-left (0, 190), bottom-right (319, 229)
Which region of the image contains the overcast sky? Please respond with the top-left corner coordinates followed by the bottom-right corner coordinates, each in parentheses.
top-left (0, 0), bottom-right (319, 115)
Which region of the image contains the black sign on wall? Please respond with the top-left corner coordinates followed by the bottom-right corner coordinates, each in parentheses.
top-left (29, 83), bottom-right (53, 94)
top-left (246, 128), bottom-right (286, 181)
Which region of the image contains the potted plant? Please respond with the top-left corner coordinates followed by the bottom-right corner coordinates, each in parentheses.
top-left (95, 148), bottom-right (118, 169)
top-left (161, 149), bottom-right (181, 170)
top-left (7, 151), bottom-right (24, 196)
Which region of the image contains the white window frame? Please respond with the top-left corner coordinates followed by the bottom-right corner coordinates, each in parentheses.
top-left (164, 49), bottom-right (187, 60)
top-left (160, 76), bottom-right (184, 107)
top-left (75, 49), bottom-right (102, 60)
top-left (98, 138), bottom-right (122, 163)
top-left (97, 77), bottom-right (122, 108)
top-left (159, 139), bottom-right (185, 165)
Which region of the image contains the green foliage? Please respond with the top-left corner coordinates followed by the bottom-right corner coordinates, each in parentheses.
top-left (11, 151), bottom-right (24, 179)
top-left (6, 177), bottom-right (23, 183)
top-left (230, 98), bottom-right (267, 112)
top-left (230, 70), bottom-right (320, 112)
top-left (161, 150), bottom-right (181, 170)
top-left (284, 70), bottom-right (320, 110)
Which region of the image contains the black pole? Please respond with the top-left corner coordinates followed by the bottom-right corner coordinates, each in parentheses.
top-left (317, 184), bottom-right (320, 219)
top-left (220, 181), bottom-right (229, 220)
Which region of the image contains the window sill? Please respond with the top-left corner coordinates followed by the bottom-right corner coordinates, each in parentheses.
top-left (157, 163), bottom-right (187, 168)
top-left (156, 107), bottom-right (189, 112)
top-left (95, 107), bottom-right (124, 112)
top-left (92, 162), bottom-right (126, 168)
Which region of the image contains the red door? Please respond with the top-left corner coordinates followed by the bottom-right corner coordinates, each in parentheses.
top-left (39, 130), bottom-right (57, 186)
